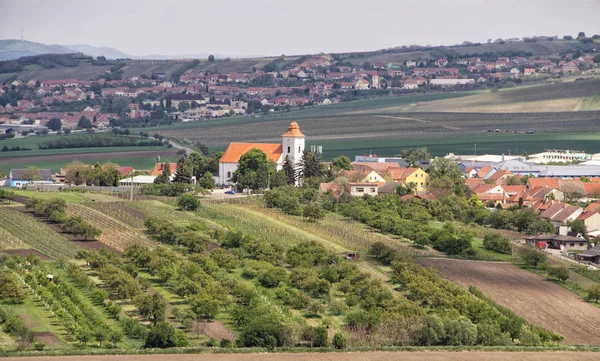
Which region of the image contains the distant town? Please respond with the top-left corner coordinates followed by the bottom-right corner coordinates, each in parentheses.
top-left (1, 46), bottom-right (599, 134)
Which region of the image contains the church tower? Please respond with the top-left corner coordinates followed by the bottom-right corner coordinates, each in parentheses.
top-left (281, 121), bottom-right (305, 164)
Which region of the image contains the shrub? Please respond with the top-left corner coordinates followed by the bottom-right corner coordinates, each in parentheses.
top-left (482, 232), bottom-right (512, 254)
top-left (178, 194), bottom-right (200, 211)
top-left (520, 247), bottom-right (547, 268)
top-left (332, 332), bottom-right (346, 349)
top-left (220, 338), bottom-right (232, 348)
top-left (547, 266), bottom-right (570, 282)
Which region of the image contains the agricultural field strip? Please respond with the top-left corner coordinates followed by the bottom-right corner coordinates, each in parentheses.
top-left (0, 225), bottom-right (29, 250)
top-left (66, 204), bottom-right (156, 251)
top-left (127, 200), bottom-right (201, 224)
top-left (0, 208), bottom-right (78, 259)
top-left (420, 258), bottom-right (600, 345)
top-left (84, 202), bottom-right (146, 229)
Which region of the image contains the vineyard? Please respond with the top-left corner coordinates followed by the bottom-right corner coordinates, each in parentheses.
top-left (0, 208), bottom-right (78, 259)
top-left (84, 202), bottom-right (147, 229)
top-left (66, 204), bottom-right (156, 251)
top-left (127, 200), bottom-right (201, 224)
top-left (0, 226), bottom-right (29, 251)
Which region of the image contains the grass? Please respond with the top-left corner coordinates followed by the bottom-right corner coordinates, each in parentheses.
top-left (0, 155), bottom-right (179, 174)
top-left (470, 237), bottom-right (516, 262)
top-left (13, 190), bottom-right (93, 203)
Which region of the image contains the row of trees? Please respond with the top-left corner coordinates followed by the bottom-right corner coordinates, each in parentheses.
top-left (25, 197), bottom-right (101, 240)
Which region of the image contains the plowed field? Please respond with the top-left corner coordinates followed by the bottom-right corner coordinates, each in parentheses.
top-left (420, 258), bottom-right (600, 345)
top-left (7, 351), bottom-right (600, 361)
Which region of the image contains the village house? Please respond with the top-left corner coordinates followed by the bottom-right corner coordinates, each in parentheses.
top-left (9, 168), bottom-right (53, 188)
top-left (384, 167), bottom-right (429, 192)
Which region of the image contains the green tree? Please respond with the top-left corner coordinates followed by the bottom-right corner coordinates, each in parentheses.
top-left (399, 147), bottom-right (432, 167)
top-left (587, 284), bottom-right (600, 303)
top-left (332, 332), bottom-right (346, 349)
top-left (188, 293), bottom-right (220, 320)
top-left (0, 272), bottom-right (25, 303)
top-left (198, 172), bottom-right (215, 189)
top-left (428, 158), bottom-right (462, 181)
top-left (154, 162), bottom-right (172, 184)
top-left (303, 203), bottom-right (325, 222)
top-left (282, 155), bottom-right (297, 185)
top-left (568, 219), bottom-right (588, 239)
top-left (547, 266), bottom-right (570, 282)
top-left (77, 116), bottom-right (92, 129)
top-left (208, 54), bottom-right (215, 62)
top-left (144, 321), bottom-right (184, 348)
top-left (173, 156), bottom-right (193, 184)
top-left (232, 148), bottom-right (276, 190)
top-left (521, 247), bottom-right (547, 268)
top-left (299, 151), bottom-right (325, 180)
top-left (46, 118), bottom-right (62, 131)
top-left (332, 155), bottom-right (352, 170)
top-left (134, 292), bottom-right (167, 324)
top-left (178, 194), bottom-right (200, 211)
top-left (482, 232), bottom-right (512, 254)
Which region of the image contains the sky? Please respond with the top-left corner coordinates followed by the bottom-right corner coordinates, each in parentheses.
top-left (1, 0), bottom-right (600, 57)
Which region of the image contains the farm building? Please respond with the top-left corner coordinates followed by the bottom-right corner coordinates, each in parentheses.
top-left (526, 234), bottom-right (588, 251)
top-left (577, 245), bottom-right (600, 264)
top-left (9, 168), bottom-right (53, 188)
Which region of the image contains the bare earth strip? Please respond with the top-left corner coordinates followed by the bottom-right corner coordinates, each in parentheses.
top-left (419, 258), bottom-right (600, 345)
top-left (6, 351), bottom-right (600, 361)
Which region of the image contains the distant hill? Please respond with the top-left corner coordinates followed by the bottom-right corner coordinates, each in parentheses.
top-left (0, 40), bottom-right (72, 60)
top-left (63, 44), bottom-right (131, 59)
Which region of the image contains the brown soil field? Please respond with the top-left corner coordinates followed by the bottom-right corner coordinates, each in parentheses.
top-left (194, 320), bottom-right (235, 341)
top-left (0, 249), bottom-right (50, 260)
top-left (419, 258), bottom-right (600, 345)
top-left (0, 150), bottom-right (177, 165)
top-left (33, 332), bottom-right (63, 347)
top-left (6, 351), bottom-right (600, 361)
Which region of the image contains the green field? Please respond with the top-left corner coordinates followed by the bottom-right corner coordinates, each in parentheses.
top-left (0, 155), bottom-right (179, 174)
top-left (311, 132), bottom-right (600, 159)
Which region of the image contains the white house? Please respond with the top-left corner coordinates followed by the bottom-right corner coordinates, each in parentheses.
top-left (218, 122), bottom-right (306, 185)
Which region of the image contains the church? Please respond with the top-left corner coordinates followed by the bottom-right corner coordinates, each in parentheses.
top-left (218, 121), bottom-right (306, 185)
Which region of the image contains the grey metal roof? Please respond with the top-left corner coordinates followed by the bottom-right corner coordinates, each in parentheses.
top-left (494, 160), bottom-right (537, 172)
top-left (9, 169), bottom-right (52, 181)
top-left (580, 245), bottom-right (600, 257)
top-left (535, 165), bottom-right (600, 177)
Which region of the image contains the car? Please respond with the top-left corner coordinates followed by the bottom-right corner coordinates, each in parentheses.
top-left (224, 190), bottom-right (236, 195)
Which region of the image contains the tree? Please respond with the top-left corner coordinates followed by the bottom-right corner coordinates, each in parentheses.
top-left (332, 332), bottom-right (346, 349)
top-left (521, 247), bottom-right (547, 268)
top-left (547, 266), bottom-right (570, 282)
top-left (282, 155), bottom-right (297, 185)
top-left (144, 321), bottom-right (186, 348)
top-left (428, 158), bottom-right (462, 181)
top-left (188, 293), bottom-right (220, 320)
top-left (134, 293), bottom-right (167, 324)
top-left (77, 116), bottom-right (92, 129)
top-left (482, 232), bottom-right (512, 254)
top-left (21, 166), bottom-right (41, 181)
top-left (299, 151), bottom-right (325, 180)
top-left (154, 162), bottom-right (171, 184)
top-left (587, 284), bottom-right (600, 303)
top-left (568, 219), bottom-right (588, 239)
top-left (0, 272), bottom-right (25, 303)
top-left (303, 203), bottom-right (325, 222)
top-left (332, 155), bottom-right (352, 170)
top-left (173, 156), bottom-right (193, 184)
top-left (46, 118), bottom-right (62, 131)
top-left (208, 55), bottom-right (215, 62)
top-left (233, 148), bottom-right (276, 190)
top-left (16, 327), bottom-right (35, 351)
top-left (399, 147), bottom-right (432, 167)
top-left (593, 54), bottom-right (600, 64)
top-left (178, 194), bottom-right (200, 211)
top-left (198, 172), bottom-right (215, 189)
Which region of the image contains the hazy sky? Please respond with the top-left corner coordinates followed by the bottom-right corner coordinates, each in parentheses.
top-left (1, 0), bottom-right (599, 57)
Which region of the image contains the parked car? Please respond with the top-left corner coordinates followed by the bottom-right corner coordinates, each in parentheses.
top-left (225, 190), bottom-right (235, 195)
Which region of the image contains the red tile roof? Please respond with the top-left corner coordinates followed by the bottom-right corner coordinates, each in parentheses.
top-left (527, 178), bottom-right (559, 189)
top-left (150, 162), bottom-right (177, 176)
top-left (220, 143), bottom-right (282, 163)
top-left (281, 121), bottom-right (305, 137)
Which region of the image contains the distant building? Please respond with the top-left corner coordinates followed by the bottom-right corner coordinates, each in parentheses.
top-left (9, 168), bottom-right (52, 188)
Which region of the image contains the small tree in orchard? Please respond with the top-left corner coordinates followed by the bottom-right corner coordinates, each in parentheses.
top-left (587, 284), bottom-right (600, 303)
top-left (547, 266), bottom-right (570, 282)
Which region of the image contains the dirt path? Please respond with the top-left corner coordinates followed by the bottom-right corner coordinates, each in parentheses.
top-left (374, 115), bottom-right (463, 130)
top-left (7, 351), bottom-right (600, 361)
top-left (420, 258), bottom-right (600, 345)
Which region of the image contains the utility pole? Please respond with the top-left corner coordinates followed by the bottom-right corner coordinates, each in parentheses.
top-left (129, 173), bottom-right (134, 201)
